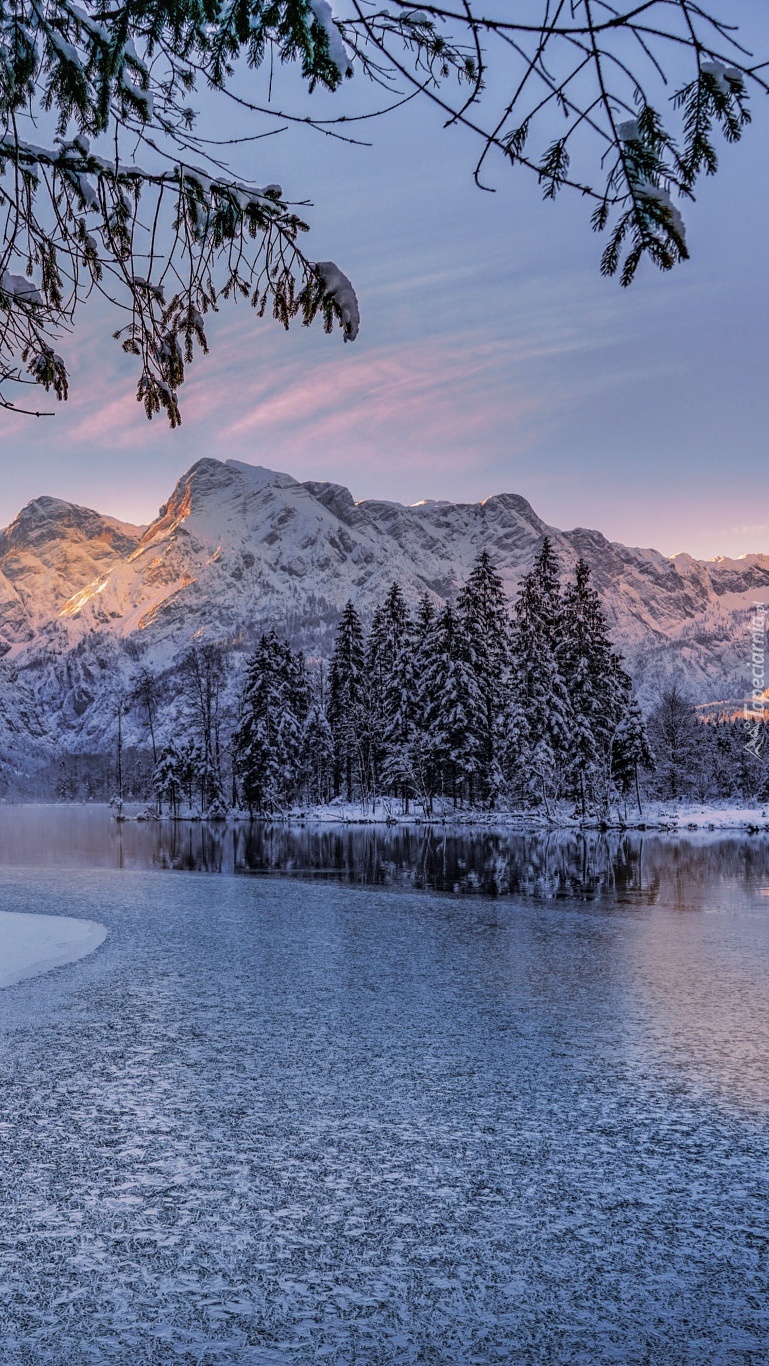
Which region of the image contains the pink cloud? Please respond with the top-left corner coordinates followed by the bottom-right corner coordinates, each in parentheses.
top-left (216, 333), bottom-right (544, 459)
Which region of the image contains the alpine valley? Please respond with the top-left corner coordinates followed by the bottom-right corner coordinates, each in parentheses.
top-left (0, 456), bottom-right (765, 783)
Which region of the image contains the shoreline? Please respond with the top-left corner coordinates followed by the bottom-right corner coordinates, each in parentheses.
top-left (4, 799), bottom-right (769, 836)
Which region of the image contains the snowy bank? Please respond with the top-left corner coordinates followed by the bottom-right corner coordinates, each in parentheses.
top-left (239, 798), bottom-right (769, 834)
top-left (0, 912), bottom-right (106, 989)
top-left (637, 801), bottom-right (769, 833)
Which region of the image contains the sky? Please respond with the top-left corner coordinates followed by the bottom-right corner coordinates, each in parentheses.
top-left (2, 8), bottom-right (769, 561)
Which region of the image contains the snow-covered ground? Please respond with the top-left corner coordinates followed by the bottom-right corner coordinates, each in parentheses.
top-left (272, 796), bottom-right (769, 833)
top-left (638, 800), bottom-right (769, 830)
top-left (0, 911), bottom-right (106, 988)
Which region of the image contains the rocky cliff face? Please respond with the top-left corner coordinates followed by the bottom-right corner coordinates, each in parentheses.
top-left (0, 457), bottom-right (766, 764)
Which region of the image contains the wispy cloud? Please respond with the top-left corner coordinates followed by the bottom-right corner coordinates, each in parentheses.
top-left (53, 319), bottom-right (578, 483)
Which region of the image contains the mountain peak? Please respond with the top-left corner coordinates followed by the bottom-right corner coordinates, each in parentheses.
top-left (223, 459), bottom-right (298, 489)
top-left (148, 458), bottom-right (300, 538)
top-left (176, 457), bottom-right (298, 497)
top-left (2, 493), bottom-right (143, 547)
top-left (0, 494), bottom-right (143, 653)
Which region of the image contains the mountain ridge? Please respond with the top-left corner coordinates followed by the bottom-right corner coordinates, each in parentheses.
top-left (0, 457), bottom-right (766, 767)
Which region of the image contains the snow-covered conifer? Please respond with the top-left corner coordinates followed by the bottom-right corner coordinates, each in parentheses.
top-left (328, 600), bottom-right (366, 802)
top-left (153, 741), bottom-right (184, 817)
top-left (419, 603), bottom-right (482, 806)
top-left (234, 631), bottom-right (308, 814)
top-left (457, 549), bottom-right (511, 805)
top-left (560, 557), bottom-right (633, 814)
top-left (507, 536), bottom-right (572, 807)
top-left (613, 697), bottom-right (655, 815)
top-left (367, 583), bottom-right (412, 801)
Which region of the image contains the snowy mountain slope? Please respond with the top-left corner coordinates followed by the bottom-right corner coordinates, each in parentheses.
top-left (0, 496), bottom-right (143, 654)
top-left (0, 456), bottom-right (767, 761)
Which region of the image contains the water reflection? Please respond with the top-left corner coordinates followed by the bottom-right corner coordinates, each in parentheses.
top-left (2, 805), bottom-right (769, 905)
top-left (2, 807), bottom-right (769, 1122)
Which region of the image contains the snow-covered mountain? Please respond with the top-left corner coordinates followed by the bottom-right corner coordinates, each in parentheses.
top-left (0, 456), bottom-right (766, 765)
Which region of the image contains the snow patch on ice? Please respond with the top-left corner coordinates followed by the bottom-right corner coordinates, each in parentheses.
top-left (0, 911), bottom-right (106, 988)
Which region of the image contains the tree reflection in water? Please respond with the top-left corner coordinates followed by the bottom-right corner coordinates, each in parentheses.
top-left (142, 821), bottom-right (769, 905)
top-left (2, 806), bottom-right (769, 904)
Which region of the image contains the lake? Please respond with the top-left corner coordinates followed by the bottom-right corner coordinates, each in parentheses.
top-left (1, 807), bottom-right (768, 1362)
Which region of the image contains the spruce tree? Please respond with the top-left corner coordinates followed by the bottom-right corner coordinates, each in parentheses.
top-left (153, 741), bottom-right (183, 818)
top-left (233, 631), bottom-right (309, 814)
top-left (507, 536), bottom-right (572, 811)
top-left (409, 594), bottom-right (438, 812)
top-left (364, 584), bottom-right (410, 796)
top-left (457, 549), bottom-right (511, 806)
top-left (420, 603), bottom-right (482, 807)
top-left (613, 697), bottom-right (656, 815)
top-left (234, 633), bottom-right (286, 815)
top-left (365, 603), bottom-right (387, 794)
top-left (377, 587), bottom-right (417, 809)
top-left (328, 601), bottom-right (366, 803)
top-left (560, 557), bottom-right (633, 815)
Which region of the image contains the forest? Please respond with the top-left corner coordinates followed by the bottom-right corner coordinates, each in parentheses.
top-left (46, 539), bottom-right (762, 822)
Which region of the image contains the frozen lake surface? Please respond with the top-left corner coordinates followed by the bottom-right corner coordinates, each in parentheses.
top-left (1, 810), bottom-right (769, 1362)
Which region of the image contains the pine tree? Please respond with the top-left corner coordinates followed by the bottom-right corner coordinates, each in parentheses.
top-left (507, 536), bottom-right (572, 811)
top-left (365, 602), bottom-right (387, 793)
top-left (420, 603), bottom-right (482, 807)
top-left (560, 557), bottom-right (633, 815)
top-left (408, 594), bottom-right (438, 812)
top-left (233, 631), bottom-right (309, 814)
top-left (153, 741), bottom-right (184, 817)
top-left (367, 583), bottom-right (413, 804)
top-left (328, 601), bottom-right (366, 803)
top-left (457, 549), bottom-right (510, 805)
top-left (613, 697), bottom-right (656, 815)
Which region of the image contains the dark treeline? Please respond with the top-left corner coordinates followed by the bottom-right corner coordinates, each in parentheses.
top-left (646, 681), bottom-right (769, 804)
top-left (150, 540), bottom-right (658, 819)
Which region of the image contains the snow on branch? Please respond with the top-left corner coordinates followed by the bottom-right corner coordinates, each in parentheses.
top-left (1, 0), bottom-right (767, 414)
top-left (312, 261), bottom-right (360, 341)
top-left (308, 0), bottom-right (354, 80)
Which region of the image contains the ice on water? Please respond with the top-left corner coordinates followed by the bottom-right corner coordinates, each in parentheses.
top-left (0, 863), bottom-right (768, 1362)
